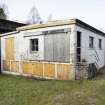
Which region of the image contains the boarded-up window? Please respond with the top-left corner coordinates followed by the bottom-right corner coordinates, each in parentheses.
top-left (44, 33), bottom-right (70, 62)
top-left (30, 39), bottom-right (39, 52)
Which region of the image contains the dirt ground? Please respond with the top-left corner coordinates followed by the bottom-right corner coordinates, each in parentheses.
top-left (94, 67), bottom-right (105, 80)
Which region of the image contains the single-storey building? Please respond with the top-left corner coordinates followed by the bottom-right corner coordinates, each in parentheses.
top-left (1, 19), bottom-right (105, 80)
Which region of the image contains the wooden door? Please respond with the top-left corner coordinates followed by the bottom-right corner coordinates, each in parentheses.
top-left (76, 31), bottom-right (81, 62)
top-left (5, 37), bottom-right (14, 60)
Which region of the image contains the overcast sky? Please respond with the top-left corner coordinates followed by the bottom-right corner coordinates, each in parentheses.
top-left (1, 0), bottom-right (105, 30)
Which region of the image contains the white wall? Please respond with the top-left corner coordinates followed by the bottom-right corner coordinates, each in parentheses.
top-left (1, 25), bottom-right (75, 62)
top-left (1, 24), bottom-right (105, 70)
top-left (17, 25), bottom-right (74, 61)
top-left (76, 25), bottom-right (105, 68)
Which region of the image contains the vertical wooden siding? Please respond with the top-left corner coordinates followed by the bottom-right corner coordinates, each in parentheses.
top-left (44, 63), bottom-right (55, 77)
top-left (3, 60), bottom-right (72, 80)
top-left (33, 63), bottom-right (43, 76)
top-left (3, 60), bottom-right (10, 71)
top-left (11, 61), bottom-right (19, 72)
top-left (23, 62), bottom-right (33, 74)
top-left (57, 64), bottom-right (71, 80)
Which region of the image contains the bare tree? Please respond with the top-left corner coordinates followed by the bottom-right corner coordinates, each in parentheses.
top-left (0, 2), bottom-right (8, 19)
top-left (27, 6), bottom-right (43, 24)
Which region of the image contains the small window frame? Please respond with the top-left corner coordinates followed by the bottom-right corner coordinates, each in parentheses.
top-left (30, 38), bottom-right (39, 52)
top-left (99, 39), bottom-right (102, 50)
top-left (89, 36), bottom-right (94, 49)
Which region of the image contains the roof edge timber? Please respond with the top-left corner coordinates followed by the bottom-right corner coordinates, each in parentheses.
top-left (75, 19), bottom-right (105, 36)
top-left (0, 31), bottom-right (19, 37)
top-left (16, 19), bottom-right (105, 36)
top-left (16, 19), bottom-right (76, 31)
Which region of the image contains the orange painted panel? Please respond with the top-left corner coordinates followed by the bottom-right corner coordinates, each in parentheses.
top-left (3, 60), bottom-right (10, 71)
top-left (23, 62), bottom-right (33, 74)
top-left (57, 64), bottom-right (71, 80)
top-left (5, 37), bottom-right (14, 60)
top-left (11, 61), bottom-right (19, 72)
top-left (44, 63), bottom-right (55, 77)
top-left (33, 63), bottom-right (43, 76)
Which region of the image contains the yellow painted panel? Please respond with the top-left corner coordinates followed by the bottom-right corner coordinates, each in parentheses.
top-left (44, 64), bottom-right (55, 77)
top-left (5, 37), bottom-right (14, 60)
top-left (57, 64), bottom-right (71, 80)
top-left (3, 60), bottom-right (10, 71)
top-left (11, 61), bottom-right (19, 72)
top-left (33, 63), bottom-right (43, 76)
top-left (23, 62), bottom-right (33, 74)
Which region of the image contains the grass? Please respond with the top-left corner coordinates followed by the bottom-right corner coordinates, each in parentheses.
top-left (0, 74), bottom-right (105, 105)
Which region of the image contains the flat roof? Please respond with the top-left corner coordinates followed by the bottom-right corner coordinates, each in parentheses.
top-left (15, 19), bottom-right (105, 36)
